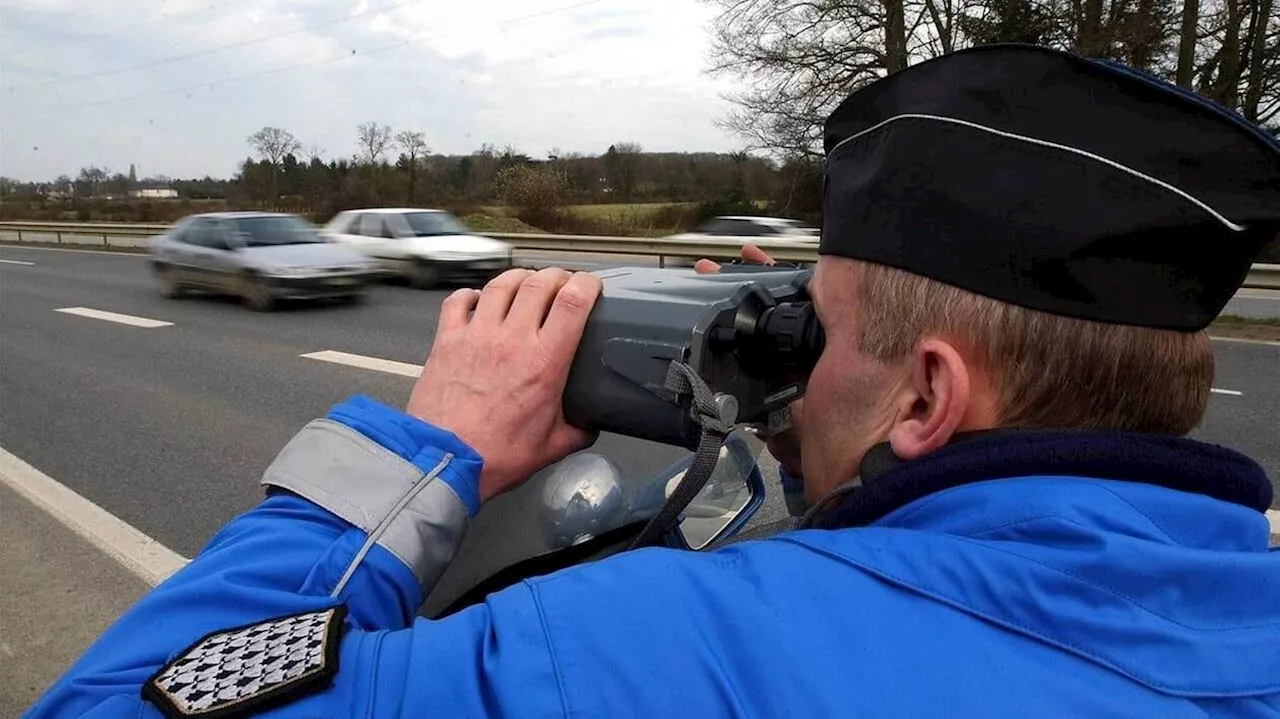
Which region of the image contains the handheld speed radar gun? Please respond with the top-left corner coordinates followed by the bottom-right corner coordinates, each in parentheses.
top-left (562, 267), bottom-right (825, 449)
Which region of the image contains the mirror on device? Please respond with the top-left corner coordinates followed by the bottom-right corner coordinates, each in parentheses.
top-left (663, 435), bottom-right (767, 550)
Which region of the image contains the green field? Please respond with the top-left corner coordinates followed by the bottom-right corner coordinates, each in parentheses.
top-left (566, 202), bottom-right (694, 220)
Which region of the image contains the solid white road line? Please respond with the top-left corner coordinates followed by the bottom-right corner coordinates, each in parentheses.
top-left (55, 306), bottom-right (173, 328)
top-left (1233, 289), bottom-right (1280, 300)
top-left (0, 446), bottom-right (189, 586)
top-left (301, 350), bottom-right (422, 378)
top-left (1210, 388), bottom-right (1244, 396)
top-left (0, 258), bottom-right (36, 266)
top-left (0, 244), bottom-right (144, 257)
top-left (1209, 336), bottom-right (1280, 348)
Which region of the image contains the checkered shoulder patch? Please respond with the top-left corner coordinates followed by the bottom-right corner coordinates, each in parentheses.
top-left (142, 605), bottom-right (347, 719)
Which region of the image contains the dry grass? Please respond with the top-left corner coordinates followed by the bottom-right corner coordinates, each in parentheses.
top-left (1209, 315), bottom-right (1280, 342)
top-left (459, 213), bottom-right (547, 234)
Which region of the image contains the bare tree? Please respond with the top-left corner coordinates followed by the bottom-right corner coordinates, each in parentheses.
top-left (1176, 0), bottom-right (1201, 86)
top-left (357, 122), bottom-right (393, 165)
top-left (395, 130), bottom-right (429, 203)
top-left (703, 0), bottom-right (955, 157)
top-left (603, 142), bottom-right (644, 199)
top-left (1240, 0), bottom-right (1279, 124)
top-left (247, 126), bottom-right (301, 202)
top-left (304, 143), bottom-right (328, 164)
top-left (76, 166), bottom-right (110, 198)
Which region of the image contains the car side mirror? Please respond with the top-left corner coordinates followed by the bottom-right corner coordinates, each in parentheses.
top-left (663, 434), bottom-right (766, 550)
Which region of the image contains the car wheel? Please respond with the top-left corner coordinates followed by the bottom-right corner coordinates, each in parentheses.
top-left (410, 261), bottom-right (440, 290)
top-left (155, 265), bottom-right (185, 298)
top-left (238, 273), bottom-right (275, 312)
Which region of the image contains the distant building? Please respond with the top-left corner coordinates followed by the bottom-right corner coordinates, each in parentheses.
top-left (131, 188), bottom-right (178, 199)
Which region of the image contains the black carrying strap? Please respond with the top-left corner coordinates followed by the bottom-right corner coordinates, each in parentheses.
top-left (629, 362), bottom-right (732, 550)
top-left (709, 516), bottom-right (800, 548)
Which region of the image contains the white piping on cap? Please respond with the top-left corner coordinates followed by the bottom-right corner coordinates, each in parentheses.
top-left (827, 113), bottom-right (1248, 232)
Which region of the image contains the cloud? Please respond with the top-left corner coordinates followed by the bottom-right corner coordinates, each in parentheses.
top-left (0, 0), bottom-right (742, 180)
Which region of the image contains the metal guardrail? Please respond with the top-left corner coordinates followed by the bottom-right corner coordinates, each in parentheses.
top-left (1, 220), bottom-right (1278, 288)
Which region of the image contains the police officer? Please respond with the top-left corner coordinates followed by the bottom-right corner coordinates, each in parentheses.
top-left (28, 44), bottom-right (1280, 718)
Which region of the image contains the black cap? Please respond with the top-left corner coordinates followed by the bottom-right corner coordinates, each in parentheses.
top-left (820, 43), bottom-right (1280, 331)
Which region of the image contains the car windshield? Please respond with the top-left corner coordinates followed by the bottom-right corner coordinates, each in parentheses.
top-left (403, 212), bottom-right (469, 237)
top-left (231, 216), bottom-right (324, 246)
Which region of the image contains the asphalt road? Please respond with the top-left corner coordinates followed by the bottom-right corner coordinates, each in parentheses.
top-left (0, 244), bottom-right (777, 612)
top-left (1226, 289), bottom-right (1280, 319)
top-left (1, 244), bottom-right (1277, 613)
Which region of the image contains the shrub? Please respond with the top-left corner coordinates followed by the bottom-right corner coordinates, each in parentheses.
top-left (493, 165), bottom-right (570, 229)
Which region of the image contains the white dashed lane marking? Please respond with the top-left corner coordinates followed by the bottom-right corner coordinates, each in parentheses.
top-left (300, 350), bottom-right (421, 378)
top-left (1210, 388), bottom-right (1243, 396)
top-left (55, 307), bottom-right (173, 328)
top-left (0, 259), bottom-right (36, 266)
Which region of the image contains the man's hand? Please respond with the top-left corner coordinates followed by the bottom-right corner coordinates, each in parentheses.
top-left (694, 245), bottom-right (805, 481)
top-left (407, 267), bottom-right (603, 502)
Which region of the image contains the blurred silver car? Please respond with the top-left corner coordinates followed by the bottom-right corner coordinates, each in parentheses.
top-left (149, 212), bottom-right (377, 311)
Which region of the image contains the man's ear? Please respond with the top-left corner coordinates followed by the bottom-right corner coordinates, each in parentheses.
top-left (887, 339), bottom-right (972, 461)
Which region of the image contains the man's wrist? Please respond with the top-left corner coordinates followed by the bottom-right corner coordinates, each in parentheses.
top-left (259, 396), bottom-right (488, 597)
top-left (326, 395), bottom-right (484, 516)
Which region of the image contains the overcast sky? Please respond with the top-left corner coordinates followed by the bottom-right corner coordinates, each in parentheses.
top-left (0, 0), bottom-right (742, 181)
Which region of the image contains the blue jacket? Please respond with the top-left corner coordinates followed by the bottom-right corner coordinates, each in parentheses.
top-left (27, 396), bottom-right (1280, 718)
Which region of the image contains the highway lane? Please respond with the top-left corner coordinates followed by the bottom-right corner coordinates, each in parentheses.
top-left (1225, 289), bottom-right (1280, 320)
top-left (4, 232), bottom-right (1278, 316)
top-left (1, 245), bottom-right (1277, 613)
top-left (0, 245), bottom-right (705, 612)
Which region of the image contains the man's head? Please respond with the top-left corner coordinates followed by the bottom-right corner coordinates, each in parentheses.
top-left (798, 255), bottom-right (1214, 501)
top-left (796, 44), bottom-right (1279, 502)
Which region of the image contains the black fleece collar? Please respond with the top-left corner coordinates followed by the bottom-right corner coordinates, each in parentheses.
top-left (803, 430), bottom-right (1273, 530)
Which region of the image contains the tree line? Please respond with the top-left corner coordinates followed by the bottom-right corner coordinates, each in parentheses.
top-left (703, 0), bottom-right (1279, 156)
top-left (0, 124), bottom-right (811, 236)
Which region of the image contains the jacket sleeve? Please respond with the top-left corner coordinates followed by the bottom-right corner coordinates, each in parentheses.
top-left (23, 394), bottom-right (526, 719)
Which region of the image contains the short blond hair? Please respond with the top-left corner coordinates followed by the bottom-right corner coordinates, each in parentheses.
top-left (853, 262), bottom-right (1214, 435)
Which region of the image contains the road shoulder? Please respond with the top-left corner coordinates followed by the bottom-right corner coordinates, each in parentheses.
top-left (0, 482), bottom-right (150, 716)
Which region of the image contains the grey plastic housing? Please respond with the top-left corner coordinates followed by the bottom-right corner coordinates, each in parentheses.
top-left (562, 266), bottom-right (816, 449)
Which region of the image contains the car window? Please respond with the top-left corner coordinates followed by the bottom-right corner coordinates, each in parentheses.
top-left (720, 220), bottom-right (767, 237)
top-left (170, 218), bottom-right (197, 245)
top-left (328, 213), bottom-right (357, 234)
top-left (184, 219), bottom-right (230, 249)
top-left (229, 215), bottom-right (324, 247)
top-left (403, 212), bottom-right (469, 237)
top-left (358, 214), bottom-right (394, 238)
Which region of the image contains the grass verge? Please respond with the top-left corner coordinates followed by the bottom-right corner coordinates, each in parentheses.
top-left (458, 214), bottom-right (547, 234)
top-left (1209, 315), bottom-right (1280, 343)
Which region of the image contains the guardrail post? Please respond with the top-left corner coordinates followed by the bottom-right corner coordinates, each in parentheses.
top-left (659, 254), bottom-right (665, 269)
top-left (102, 232), bottom-right (108, 247)
top-left (16, 229), bottom-right (22, 243)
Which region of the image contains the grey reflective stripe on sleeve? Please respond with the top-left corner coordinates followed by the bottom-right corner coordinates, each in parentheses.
top-left (260, 418), bottom-right (470, 597)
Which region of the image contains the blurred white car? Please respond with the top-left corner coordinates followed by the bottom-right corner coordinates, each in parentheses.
top-left (664, 216), bottom-right (819, 245)
top-left (323, 208), bottom-right (513, 289)
top-left (662, 215), bottom-right (818, 266)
